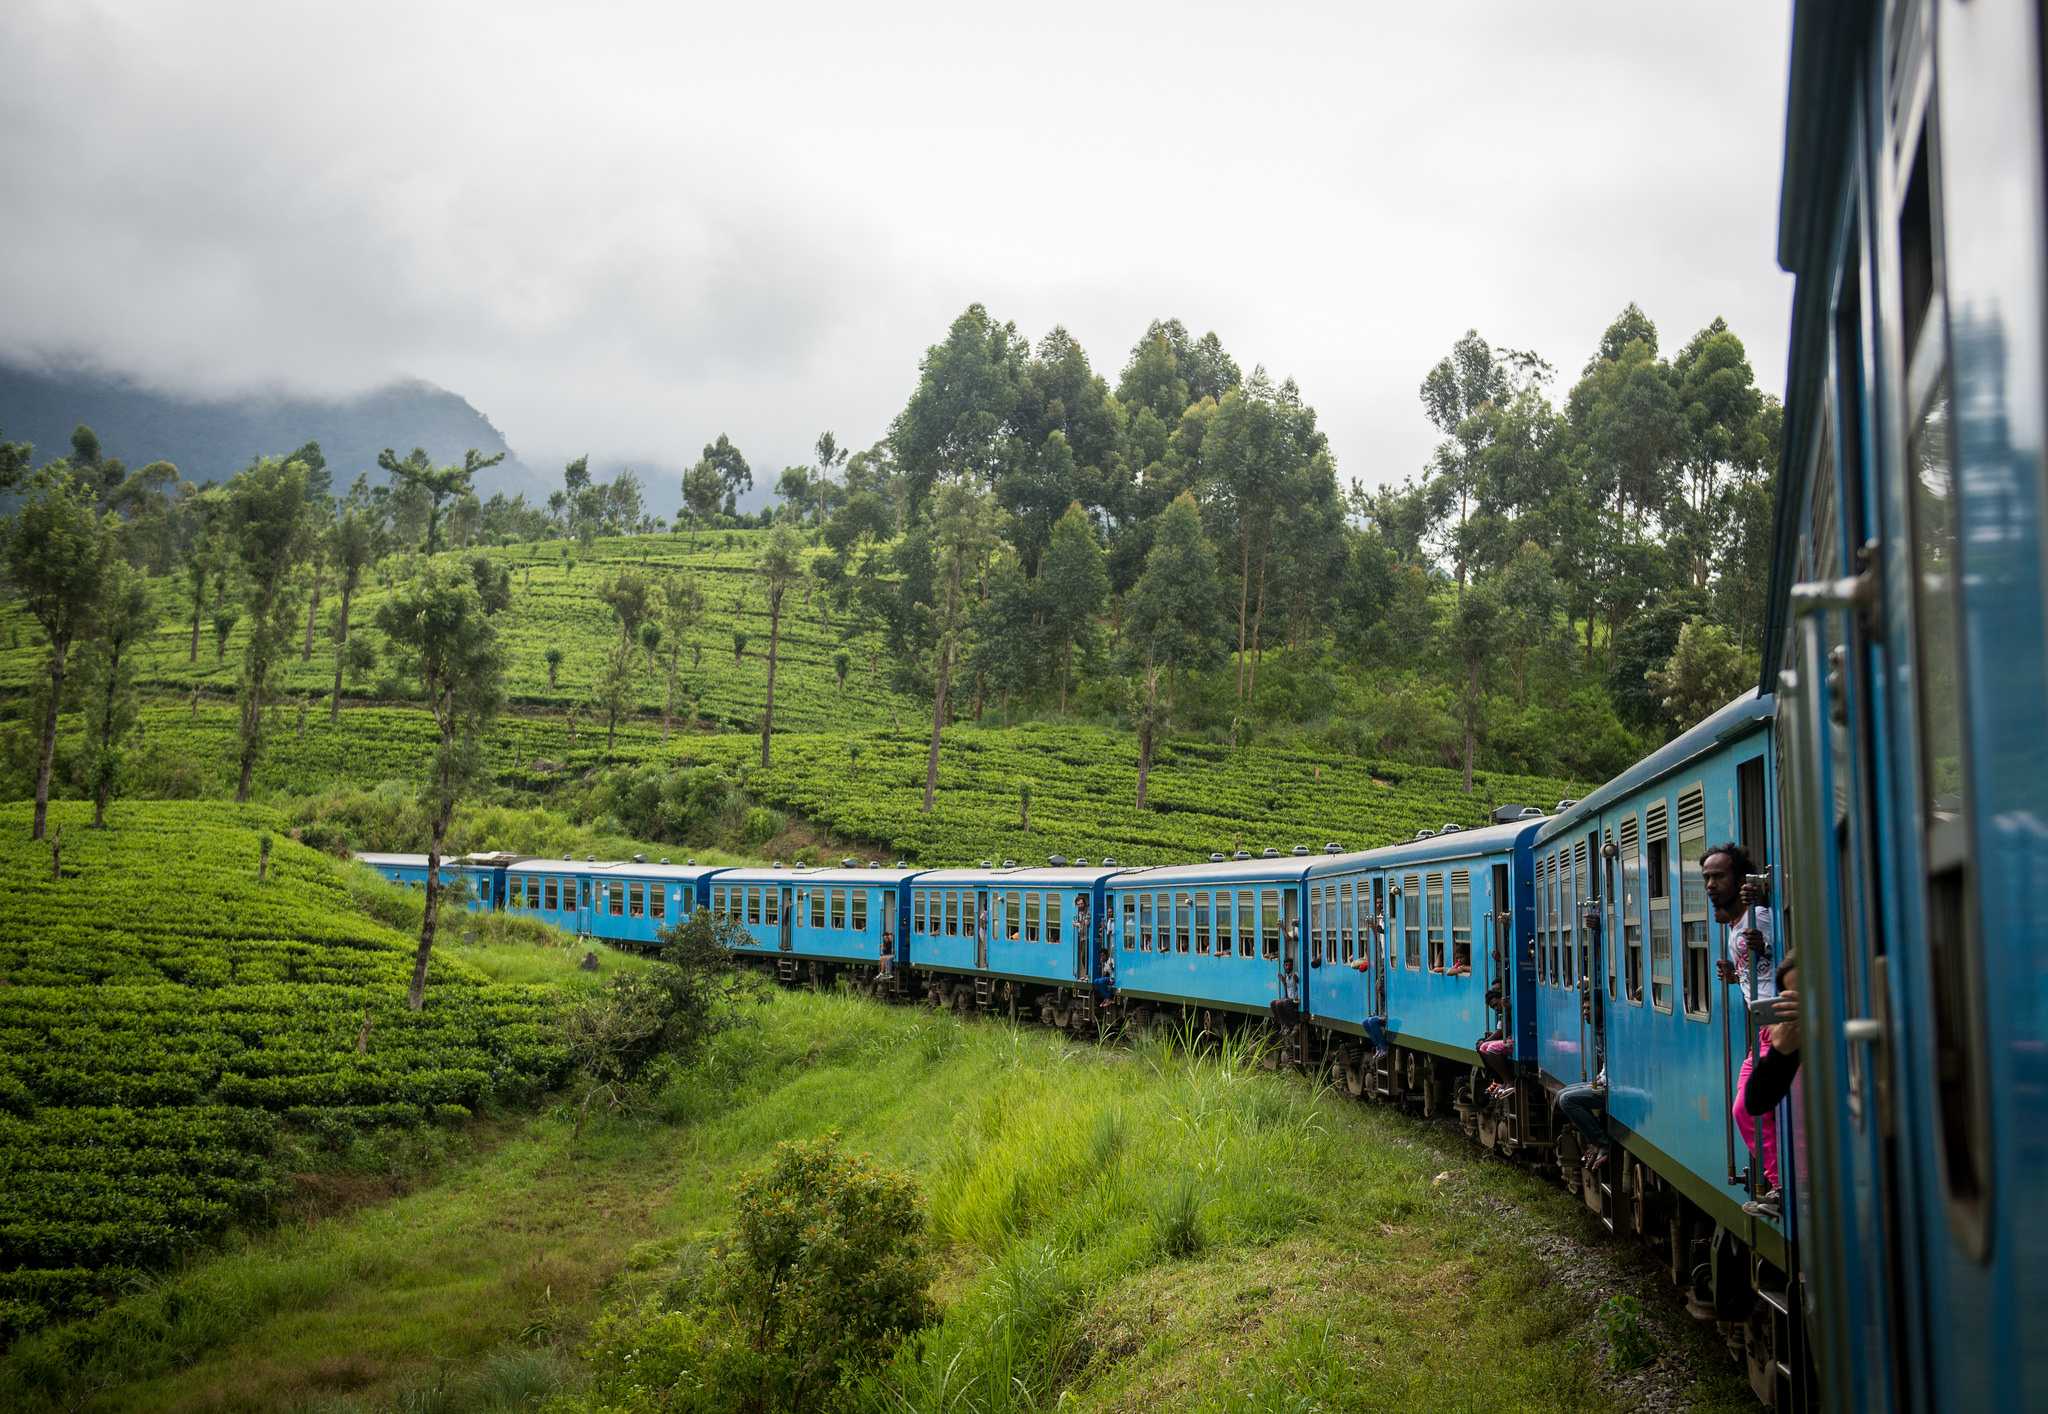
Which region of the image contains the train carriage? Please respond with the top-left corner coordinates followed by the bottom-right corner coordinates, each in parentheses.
top-left (354, 851), bottom-right (499, 912)
top-left (1764, 2), bottom-right (2048, 1408)
top-left (540, 859), bottom-right (719, 946)
top-left (909, 861), bottom-right (1122, 1025)
top-left (1105, 852), bottom-right (1307, 1029)
top-left (1306, 816), bottom-right (1543, 1135)
top-left (708, 863), bottom-right (921, 989)
top-left (503, 858), bottom-right (600, 935)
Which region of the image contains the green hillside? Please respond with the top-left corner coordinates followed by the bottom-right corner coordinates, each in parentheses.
top-left (0, 802), bottom-right (570, 1340)
top-left (0, 532), bottom-right (911, 734)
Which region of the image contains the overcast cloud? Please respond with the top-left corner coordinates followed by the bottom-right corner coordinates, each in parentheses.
top-left (0, 0), bottom-right (1794, 498)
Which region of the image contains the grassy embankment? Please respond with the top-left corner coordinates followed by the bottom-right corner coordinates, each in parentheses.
top-left (3, 983), bottom-right (1753, 1413)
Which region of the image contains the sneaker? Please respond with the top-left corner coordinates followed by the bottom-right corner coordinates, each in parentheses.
top-left (1742, 1188), bottom-right (1782, 1219)
top-left (1587, 1146), bottom-right (1609, 1171)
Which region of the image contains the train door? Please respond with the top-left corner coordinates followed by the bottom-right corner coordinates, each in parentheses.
top-left (1489, 860), bottom-right (1513, 1046)
top-left (778, 886), bottom-right (793, 951)
top-left (1072, 893), bottom-right (1089, 981)
top-left (1371, 876), bottom-right (1388, 1015)
top-left (1584, 830), bottom-right (1606, 1075)
top-left (975, 888), bottom-right (990, 970)
top-left (881, 888), bottom-right (898, 966)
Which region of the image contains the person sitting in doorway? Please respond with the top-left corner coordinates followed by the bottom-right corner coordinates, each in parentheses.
top-left (1739, 951), bottom-right (1802, 1219)
top-left (1556, 1067), bottom-right (1609, 1171)
top-left (1704, 845), bottom-right (1780, 1210)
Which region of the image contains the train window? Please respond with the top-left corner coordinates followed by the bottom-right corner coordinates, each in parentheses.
top-left (850, 889), bottom-right (867, 934)
top-left (1425, 873), bottom-right (1445, 972)
top-left (1309, 887), bottom-right (1324, 965)
top-left (748, 887), bottom-right (762, 926)
top-left (1904, 271), bottom-right (1992, 1245)
top-left (581, 879), bottom-right (592, 908)
top-left (1343, 881), bottom-right (1358, 963)
top-left (1164, 893), bottom-right (1180, 953)
top-left (1049, 895), bottom-right (1064, 946)
top-left (1403, 875), bottom-right (1421, 969)
top-left (1564, 849), bottom-right (1578, 990)
top-left (944, 891), bottom-right (958, 937)
top-left (1450, 872), bottom-right (1471, 973)
top-left (629, 882), bottom-right (646, 918)
top-left (1647, 804), bottom-right (1673, 1013)
top-left (1214, 892), bottom-right (1233, 960)
top-left (1195, 891), bottom-right (1213, 954)
top-left (1536, 857), bottom-right (1550, 985)
top-left (1233, 889), bottom-right (1253, 958)
top-left (610, 881), bottom-right (626, 918)
top-left (544, 877), bottom-right (558, 911)
top-left (1677, 788), bottom-right (1709, 1019)
top-left (823, 888), bottom-right (840, 930)
top-left (1138, 893), bottom-right (1153, 950)
top-left (910, 892), bottom-right (923, 934)
top-left (1253, 889), bottom-right (1275, 961)
top-left (1620, 818), bottom-right (1643, 1003)
top-left (653, 885), bottom-right (668, 922)
top-left (1120, 895), bottom-right (1135, 951)
top-left (1021, 891), bottom-right (1038, 943)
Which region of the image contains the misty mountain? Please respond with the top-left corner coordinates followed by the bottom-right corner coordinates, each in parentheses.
top-left (0, 359), bottom-right (533, 491)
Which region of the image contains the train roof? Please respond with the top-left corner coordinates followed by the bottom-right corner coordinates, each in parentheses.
top-left (1307, 818), bottom-right (1541, 876)
top-left (1105, 855), bottom-right (1311, 888)
top-left (915, 864), bottom-right (1127, 887)
top-left (1535, 690), bottom-right (1774, 847)
top-left (712, 865), bottom-right (926, 886)
top-left (507, 857), bottom-right (722, 882)
top-left (354, 852), bottom-right (429, 868)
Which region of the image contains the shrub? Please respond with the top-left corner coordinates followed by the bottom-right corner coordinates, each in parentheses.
top-left (740, 806), bottom-right (784, 847)
top-left (1597, 1294), bottom-right (1657, 1372)
top-left (575, 1135), bottom-right (936, 1412)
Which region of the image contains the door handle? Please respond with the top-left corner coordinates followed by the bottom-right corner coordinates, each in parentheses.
top-left (1843, 1018), bottom-right (1882, 1044)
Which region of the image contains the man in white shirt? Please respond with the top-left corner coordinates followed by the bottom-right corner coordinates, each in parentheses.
top-left (1704, 843), bottom-right (1782, 1201)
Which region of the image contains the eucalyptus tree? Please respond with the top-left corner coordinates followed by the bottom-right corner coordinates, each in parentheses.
top-left (181, 488), bottom-right (231, 661)
top-left (1038, 502), bottom-right (1109, 714)
top-left (890, 303), bottom-right (1027, 512)
top-left (326, 477), bottom-right (383, 721)
top-left (2, 461), bottom-right (115, 839)
top-left (80, 559), bottom-right (161, 826)
top-left (228, 455), bottom-right (312, 802)
top-left (658, 572), bottom-right (703, 739)
top-left (1123, 492), bottom-right (1227, 808)
top-left (1418, 330), bottom-right (1512, 596)
top-left (755, 522), bottom-right (804, 767)
top-left (377, 446), bottom-right (504, 554)
top-left (919, 481), bottom-right (1002, 811)
top-left (373, 562), bottom-right (507, 1010)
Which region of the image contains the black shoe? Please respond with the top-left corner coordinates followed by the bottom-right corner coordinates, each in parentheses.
top-left (1742, 1188), bottom-right (1782, 1219)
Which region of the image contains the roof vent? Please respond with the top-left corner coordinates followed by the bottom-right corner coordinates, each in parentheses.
top-left (892, 860), bottom-right (905, 868)
top-left (564, 855), bottom-right (573, 861)
top-left (1439, 823), bottom-right (1462, 834)
top-left (1556, 798), bottom-right (1579, 812)
top-left (1101, 857), bottom-right (1117, 867)
top-left (868, 861), bottom-right (880, 869)
top-left (1291, 845), bottom-right (1309, 857)
top-left (585, 854), bottom-right (595, 862)
top-left (1210, 852), bottom-right (1226, 863)
top-left (1261, 847), bottom-right (1279, 858)
top-left (979, 859), bottom-right (993, 869)
top-left (1047, 854), bottom-right (1069, 867)
top-left (1490, 804), bottom-right (1546, 824)
top-left (1001, 859), bottom-right (1015, 868)
top-left (772, 860), bottom-right (783, 869)
top-left (632, 853), bottom-right (646, 864)
top-left (659, 857), bottom-right (671, 865)
top-left (1324, 842), bottom-right (1342, 854)
top-left (1234, 850), bottom-right (1251, 861)
top-left (842, 857), bottom-right (857, 868)
top-left (1074, 857), bottom-right (1090, 866)
top-left (687, 858), bottom-right (696, 865)
top-left (1415, 829), bottom-right (1433, 840)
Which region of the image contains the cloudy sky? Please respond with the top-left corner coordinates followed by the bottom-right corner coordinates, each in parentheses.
top-left (0, 1), bottom-right (1794, 498)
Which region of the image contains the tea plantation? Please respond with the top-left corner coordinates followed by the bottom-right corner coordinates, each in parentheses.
top-left (0, 802), bottom-right (569, 1340)
top-left (0, 531), bottom-right (908, 733)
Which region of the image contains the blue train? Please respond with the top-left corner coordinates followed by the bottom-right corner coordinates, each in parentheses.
top-left (354, 4), bottom-right (2048, 1406)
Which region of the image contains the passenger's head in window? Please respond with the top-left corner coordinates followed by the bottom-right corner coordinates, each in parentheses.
top-left (1701, 843), bottom-right (1758, 923)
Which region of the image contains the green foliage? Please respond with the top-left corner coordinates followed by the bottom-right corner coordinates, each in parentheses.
top-left (0, 802), bottom-right (568, 1339)
top-left (576, 1134), bottom-right (935, 1412)
top-left (1597, 1293), bottom-right (1658, 1373)
top-left (1647, 617), bottom-right (1756, 730)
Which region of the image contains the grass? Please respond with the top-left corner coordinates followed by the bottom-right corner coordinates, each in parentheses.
top-left (2, 989), bottom-right (1757, 1413)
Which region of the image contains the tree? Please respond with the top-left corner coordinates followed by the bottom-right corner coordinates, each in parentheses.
top-left (700, 433), bottom-right (753, 515)
top-left (756, 523), bottom-right (803, 768)
top-left (545, 645), bottom-right (564, 688)
top-left (80, 559), bottom-right (160, 826)
top-left (1418, 330), bottom-right (1512, 595)
top-left (374, 562), bottom-right (507, 1009)
top-left (377, 446), bottom-right (505, 554)
top-left (595, 640), bottom-right (638, 756)
top-left (597, 569), bottom-right (653, 649)
top-left (774, 464), bottom-right (813, 523)
top-left (326, 481), bottom-right (382, 722)
top-left (2, 464), bottom-right (114, 839)
top-left (681, 458), bottom-right (725, 540)
top-left (1443, 577), bottom-right (1507, 792)
top-left (1038, 502), bottom-right (1109, 714)
top-left (228, 456), bottom-right (311, 802)
top-left (640, 620), bottom-right (662, 675)
top-left (658, 573), bottom-right (704, 739)
top-left (919, 482), bottom-right (1002, 811)
top-left (181, 489), bottom-right (230, 661)
top-left (1124, 492), bottom-right (1227, 807)
top-left (1647, 618), bottom-right (1755, 734)
top-left (890, 304), bottom-right (1027, 511)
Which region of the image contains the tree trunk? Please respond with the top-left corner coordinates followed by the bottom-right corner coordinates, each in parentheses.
top-left (922, 556), bottom-right (963, 813)
top-left (1135, 667), bottom-right (1158, 809)
top-left (301, 565), bottom-right (322, 661)
top-left (663, 649), bottom-right (678, 741)
top-left (1059, 641), bottom-right (1071, 716)
top-left (329, 580), bottom-right (354, 723)
top-left (92, 642), bottom-right (121, 829)
top-left (761, 590), bottom-right (781, 768)
top-left (32, 642), bottom-right (68, 840)
top-left (188, 578), bottom-right (204, 662)
top-left (1246, 541), bottom-right (1271, 706)
top-left (1235, 530), bottom-right (1252, 701)
top-left (1462, 655), bottom-right (1479, 794)
top-left (410, 827), bottom-right (447, 1011)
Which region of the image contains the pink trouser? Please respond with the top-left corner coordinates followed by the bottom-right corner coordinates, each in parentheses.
top-left (1734, 1026), bottom-right (1780, 1191)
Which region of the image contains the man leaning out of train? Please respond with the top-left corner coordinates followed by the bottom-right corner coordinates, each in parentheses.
top-left (1704, 845), bottom-right (1780, 1204)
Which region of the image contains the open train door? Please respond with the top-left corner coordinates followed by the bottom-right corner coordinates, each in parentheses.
top-left (778, 887), bottom-right (793, 951)
top-left (975, 888), bottom-right (990, 971)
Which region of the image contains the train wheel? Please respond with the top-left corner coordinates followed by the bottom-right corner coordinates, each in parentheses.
top-left (950, 986), bottom-right (970, 1018)
top-left (1342, 1054), bottom-right (1366, 1098)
